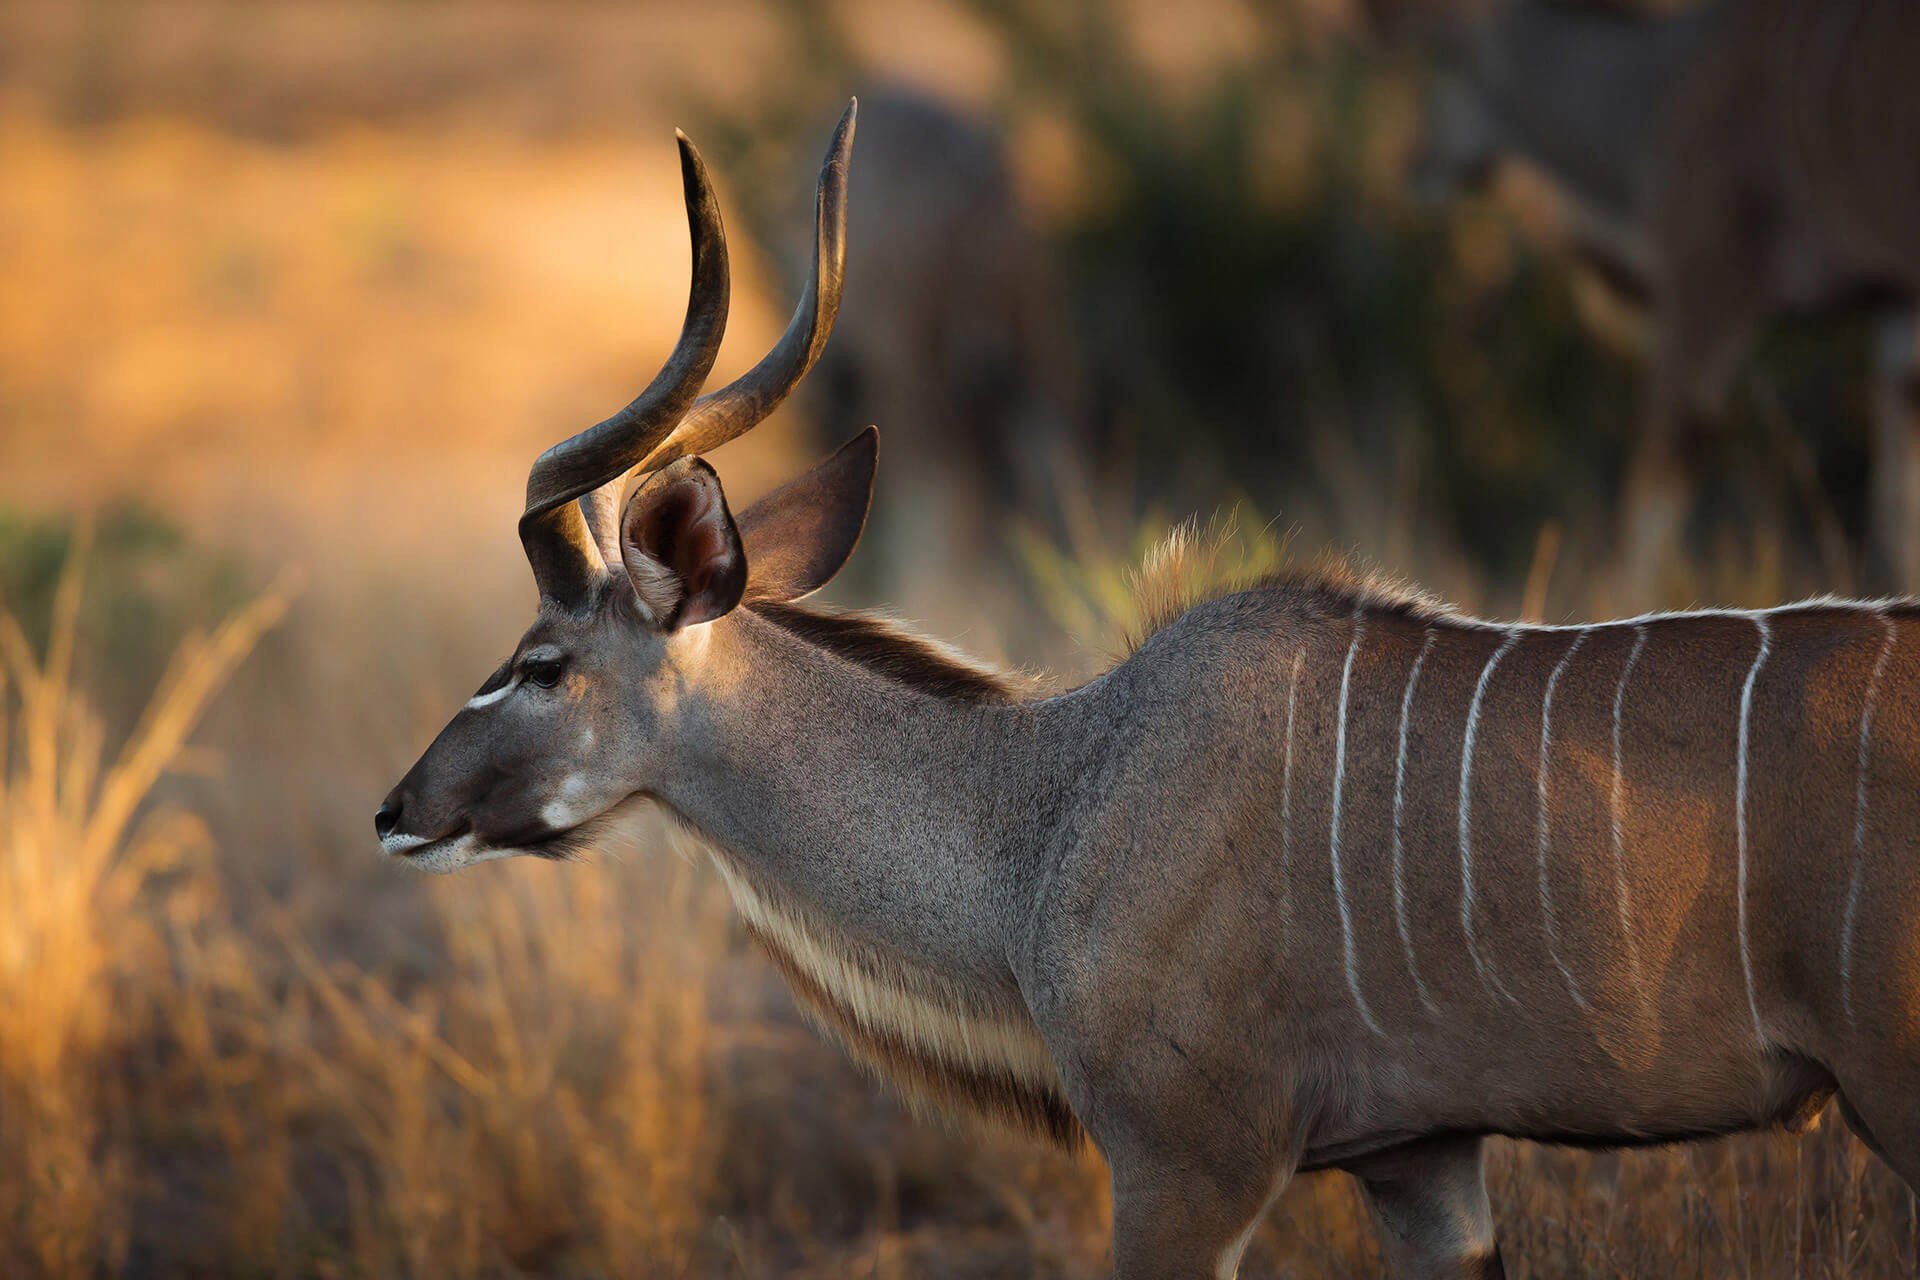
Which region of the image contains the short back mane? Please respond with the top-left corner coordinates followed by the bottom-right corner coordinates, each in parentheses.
top-left (759, 525), bottom-right (1451, 699)
top-left (1126, 522), bottom-right (1454, 656)
top-left (752, 602), bottom-right (1034, 703)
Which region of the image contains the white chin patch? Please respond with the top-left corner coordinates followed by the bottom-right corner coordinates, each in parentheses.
top-left (397, 833), bottom-right (524, 875)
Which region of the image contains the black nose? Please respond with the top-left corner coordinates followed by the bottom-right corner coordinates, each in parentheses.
top-left (374, 798), bottom-right (402, 840)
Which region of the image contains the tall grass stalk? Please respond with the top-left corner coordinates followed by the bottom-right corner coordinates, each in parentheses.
top-left (0, 536), bottom-right (286, 1277)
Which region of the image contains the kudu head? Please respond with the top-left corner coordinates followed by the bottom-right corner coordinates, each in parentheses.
top-left (377, 103), bottom-right (873, 873)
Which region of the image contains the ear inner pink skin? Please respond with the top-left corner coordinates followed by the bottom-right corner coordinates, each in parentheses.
top-left (619, 457), bottom-right (746, 630)
top-left (615, 430), bottom-right (878, 628)
top-left (676, 498), bottom-right (737, 627)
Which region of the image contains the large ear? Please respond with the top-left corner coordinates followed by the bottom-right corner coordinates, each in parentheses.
top-left (736, 426), bottom-right (877, 605)
top-left (620, 457), bottom-right (747, 629)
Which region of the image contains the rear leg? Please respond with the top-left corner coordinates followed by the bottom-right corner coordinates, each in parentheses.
top-left (1350, 1136), bottom-right (1506, 1279)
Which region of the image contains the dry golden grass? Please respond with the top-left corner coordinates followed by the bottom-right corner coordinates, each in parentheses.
top-left (7, 513), bottom-right (1919, 1277)
top-left (0, 539), bottom-right (287, 1277)
top-left (266, 855), bottom-right (730, 1275)
top-left (0, 542), bottom-right (759, 1276)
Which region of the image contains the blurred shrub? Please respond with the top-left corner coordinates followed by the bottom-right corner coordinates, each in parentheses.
top-left (0, 504), bottom-right (251, 729)
top-left (709, 0), bottom-right (1869, 589)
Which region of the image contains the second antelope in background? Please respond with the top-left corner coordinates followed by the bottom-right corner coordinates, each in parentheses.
top-left (796, 86), bottom-right (1092, 640)
top-left (380, 103), bottom-right (1920, 1278)
top-left (1396, 0), bottom-right (1920, 595)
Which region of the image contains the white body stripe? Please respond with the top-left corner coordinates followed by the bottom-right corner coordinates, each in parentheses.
top-left (1609, 625), bottom-right (1649, 1003)
top-left (1280, 649), bottom-right (1305, 923)
top-left (1460, 629), bottom-right (1520, 1002)
top-left (1393, 629), bottom-right (1440, 1013)
top-left (1536, 631), bottom-right (1589, 1009)
top-left (1736, 616), bottom-right (1773, 1045)
top-left (1330, 617), bottom-right (1384, 1035)
top-left (1443, 596), bottom-right (1887, 635)
top-left (1843, 611), bottom-right (1898, 1026)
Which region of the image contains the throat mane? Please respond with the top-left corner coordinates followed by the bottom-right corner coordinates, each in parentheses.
top-left (707, 855), bottom-right (1081, 1148)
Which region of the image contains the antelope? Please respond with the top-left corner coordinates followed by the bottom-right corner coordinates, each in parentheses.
top-left (799, 85), bottom-right (1091, 638)
top-left (1399, 0), bottom-right (1920, 594)
top-left (379, 102), bottom-right (1920, 1279)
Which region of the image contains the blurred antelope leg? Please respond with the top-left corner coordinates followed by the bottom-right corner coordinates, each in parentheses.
top-left (1868, 313), bottom-right (1920, 594)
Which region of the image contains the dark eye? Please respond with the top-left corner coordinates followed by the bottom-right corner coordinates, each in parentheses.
top-left (523, 656), bottom-right (565, 689)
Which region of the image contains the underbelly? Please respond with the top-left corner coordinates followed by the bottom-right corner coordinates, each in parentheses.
top-left (1303, 1050), bottom-right (1836, 1171)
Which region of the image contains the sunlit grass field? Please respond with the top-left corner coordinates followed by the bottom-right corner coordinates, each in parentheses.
top-left (6, 521), bottom-right (1918, 1278)
top-left (3, 1), bottom-right (1917, 1274)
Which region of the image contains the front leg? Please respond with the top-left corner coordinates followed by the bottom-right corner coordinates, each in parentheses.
top-left (1058, 1019), bottom-right (1297, 1278)
top-left (1350, 1136), bottom-right (1505, 1279)
top-left (1105, 1143), bottom-right (1294, 1280)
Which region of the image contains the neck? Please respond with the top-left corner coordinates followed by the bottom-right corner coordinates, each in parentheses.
top-left (657, 607), bottom-right (1080, 988)
top-left (652, 606), bottom-right (1099, 1145)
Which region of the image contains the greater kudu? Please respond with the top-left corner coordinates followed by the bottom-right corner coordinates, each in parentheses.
top-left (380, 105), bottom-right (1920, 1278)
top-left (1398, 0), bottom-right (1920, 594)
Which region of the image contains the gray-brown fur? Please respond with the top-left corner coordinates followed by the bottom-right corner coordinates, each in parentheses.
top-left (751, 602), bottom-right (1031, 704)
top-left (382, 107), bottom-right (1920, 1278)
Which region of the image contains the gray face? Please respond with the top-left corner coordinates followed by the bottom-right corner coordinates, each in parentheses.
top-left (377, 104), bottom-right (868, 875)
top-left (375, 595), bottom-right (672, 873)
top-left (376, 429), bottom-right (880, 875)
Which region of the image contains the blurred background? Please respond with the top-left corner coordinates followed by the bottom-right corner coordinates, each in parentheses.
top-left (3, 0), bottom-right (1917, 1274)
